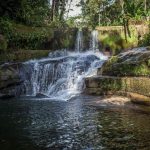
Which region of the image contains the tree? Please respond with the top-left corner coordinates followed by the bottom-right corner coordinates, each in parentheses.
top-left (0, 0), bottom-right (49, 26)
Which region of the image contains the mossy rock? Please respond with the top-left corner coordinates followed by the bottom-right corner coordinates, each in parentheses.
top-left (98, 47), bottom-right (150, 76)
top-left (0, 64), bottom-right (22, 89)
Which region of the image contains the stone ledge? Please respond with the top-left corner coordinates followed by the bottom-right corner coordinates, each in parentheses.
top-left (84, 76), bottom-right (150, 105)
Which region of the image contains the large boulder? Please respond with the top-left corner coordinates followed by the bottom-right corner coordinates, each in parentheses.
top-left (0, 63), bottom-right (23, 98)
top-left (98, 47), bottom-right (150, 76)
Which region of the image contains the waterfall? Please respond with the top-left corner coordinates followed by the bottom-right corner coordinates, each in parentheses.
top-left (75, 30), bottom-right (83, 52)
top-left (90, 30), bottom-right (99, 51)
top-left (19, 30), bottom-right (107, 101)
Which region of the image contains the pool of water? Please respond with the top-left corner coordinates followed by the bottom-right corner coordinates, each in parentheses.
top-left (0, 95), bottom-right (150, 150)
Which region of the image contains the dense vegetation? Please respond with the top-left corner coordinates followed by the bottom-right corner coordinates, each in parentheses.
top-left (0, 0), bottom-right (149, 55)
top-left (0, 0), bottom-right (77, 53)
top-left (79, 0), bottom-right (150, 27)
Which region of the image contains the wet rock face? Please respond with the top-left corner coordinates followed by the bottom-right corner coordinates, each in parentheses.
top-left (98, 47), bottom-right (150, 76)
top-left (0, 64), bottom-right (23, 98)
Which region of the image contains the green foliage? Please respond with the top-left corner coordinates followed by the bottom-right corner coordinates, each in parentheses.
top-left (98, 27), bottom-right (138, 55)
top-left (103, 59), bottom-right (150, 76)
top-left (20, 0), bottom-right (49, 26)
top-left (0, 19), bottom-right (54, 50)
top-left (115, 63), bottom-right (150, 76)
top-left (0, 0), bottom-right (49, 26)
top-left (0, 35), bottom-right (7, 53)
top-left (123, 0), bottom-right (146, 19)
top-left (79, 0), bottom-right (149, 28)
top-left (0, 50), bottom-right (51, 63)
top-left (102, 56), bottom-right (119, 73)
top-left (140, 33), bottom-right (150, 46)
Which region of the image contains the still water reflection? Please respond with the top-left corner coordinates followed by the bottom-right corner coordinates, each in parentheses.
top-left (0, 96), bottom-right (150, 150)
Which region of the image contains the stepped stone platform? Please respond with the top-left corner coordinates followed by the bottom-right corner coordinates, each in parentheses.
top-left (84, 76), bottom-right (150, 105)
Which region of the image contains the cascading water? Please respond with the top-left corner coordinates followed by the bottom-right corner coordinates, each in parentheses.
top-left (20, 30), bottom-right (107, 101)
top-left (75, 30), bottom-right (83, 52)
top-left (90, 30), bottom-right (99, 51)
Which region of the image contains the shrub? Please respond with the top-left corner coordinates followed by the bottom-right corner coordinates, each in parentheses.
top-left (140, 33), bottom-right (150, 46)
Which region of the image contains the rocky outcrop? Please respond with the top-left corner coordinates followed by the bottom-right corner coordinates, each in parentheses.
top-left (85, 47), bottom-right (150, 105)
top-left (0, 63), bottom-right (23, 98)
top-left (98, 47), bottom-right (150, 76)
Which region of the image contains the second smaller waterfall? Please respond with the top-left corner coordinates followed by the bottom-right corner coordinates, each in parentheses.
top-left (90, 30), bottom-right (99, 51)
top-left (75, 30), bottom-right (83, 52)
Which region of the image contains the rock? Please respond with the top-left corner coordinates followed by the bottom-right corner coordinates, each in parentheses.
top-left (85, 47), bottom-right (150, 105)
top-left (129, 93), bottom-right (150, 105)
top-left (84, 76), bottom-right (150, 105)
top-left (0, 93), bottom-right (15, 99)
top-left (0, 63), bottom-right (23, 99)
top-left (84, 76), bottom-right (122, 95)
top-left (98, 47), bottom-right (150, 76)
top-left (36, 93), bottom-right (49, 98)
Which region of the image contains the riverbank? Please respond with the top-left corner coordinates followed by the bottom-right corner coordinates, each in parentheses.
top-left (85, 47), bottom-right (150, 105)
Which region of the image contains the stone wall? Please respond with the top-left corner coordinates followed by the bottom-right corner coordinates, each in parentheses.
top-left (84, 76), bottom-right (150, 104)
top-left (96, 25), bottom-right (149, 54)
top-left (96, 25), bottom-right (149, 37)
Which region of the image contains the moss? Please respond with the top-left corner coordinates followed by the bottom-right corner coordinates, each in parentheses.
top-left (140, 33), bottom-right (150, 46)
top-left (97, 26), bottom-right (138, 55)
top-left (0, 20), bottom-right (77, 50)
top-left (85, 76), bottom-right (150, 99)
top-left (116, 63), bottom-right (150, 76)
top-left (103, 62), bottom-right (150, 76)
top-left (0, 50), bottom-right (51, 63)
top-left (102, 56), bottom-right (119, 73)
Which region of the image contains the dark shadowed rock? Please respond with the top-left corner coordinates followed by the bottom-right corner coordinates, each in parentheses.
top-left (0, 63), bottom-right (23, 99)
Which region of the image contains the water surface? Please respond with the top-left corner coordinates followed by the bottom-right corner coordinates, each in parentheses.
top-left (0, 96), bottom-right (150, 150)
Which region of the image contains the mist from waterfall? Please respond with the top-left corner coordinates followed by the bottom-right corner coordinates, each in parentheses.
top-left (20, 30), bottom-right (107, 101)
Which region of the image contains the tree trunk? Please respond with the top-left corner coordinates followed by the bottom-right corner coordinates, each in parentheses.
top-left (51, 0), bottom-right (55, 21)
top-left (66, 0), bottom-right (72, 19)
top-left (144, 0), bottom-right (147, 12)
top-left (123, 19), bottom-right (128, 42)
